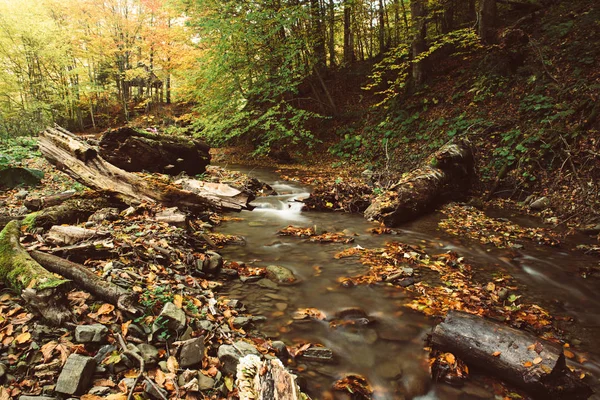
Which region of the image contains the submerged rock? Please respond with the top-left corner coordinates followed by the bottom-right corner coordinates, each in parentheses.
top-left (217, 340), bottom-right (260, 375)
top-left (265, 265), bottom-right (297, 285)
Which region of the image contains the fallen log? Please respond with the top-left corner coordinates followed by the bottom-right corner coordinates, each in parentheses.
top-left (39, 125), bottom-right (249, 212)
top-left (236, 355), bottom-right (304, 400)
top-left (98, 127), bottom-right (210, 176)
top-left (46, 225), bottom-right (109, 246)
top-left (0, 215), bottom-right (24, 230)
top-left (22, 196), bottom-right (115, 230)
top-left (30, 250), bottom-right (138, 314)
top-left (24, 190), bottom-right (77, 211)
top-left (0, 220), bottom-right (72, 324)
top-left (430, 310), bottom-right (592, 400)
top-left (364, 138), bottom-right (474, 226)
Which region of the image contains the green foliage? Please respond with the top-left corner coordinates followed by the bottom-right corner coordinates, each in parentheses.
top-left (468, 75), bottom-right (508, 102)
top-left (139, 285), bottom-right (174, 313)
top-left (328, 128), bottom-right (364, 159)
top-left (0, 137), bottom-right (41, 169)
top-left (365, 29), bottom-right (481, 107)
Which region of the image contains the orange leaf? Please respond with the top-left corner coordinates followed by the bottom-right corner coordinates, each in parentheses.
top-left (563, 350), bottom-right (574, 359)
top-left (15, 332), bottom-right (31, 344)
top-left (523, 361), bottom-right (533, 367)
top-left (121, 321), bottom-right (131, 338)
top-left (97, 303), bottom-right (115, 315)
top-left (445, 353), bottom-right (456, 364)
top-left (492, 351), bottom-right (501, 357)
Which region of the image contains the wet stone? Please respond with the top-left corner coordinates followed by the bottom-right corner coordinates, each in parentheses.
top-left (275, 302), bottom-right (288, 311)
top-left (271, 341), bottom-right (290, 362)
top-left (266, 265), bottom-right (297, 284)
top-left (264, 293), bottom-right (289, 301)
top-left (397, 277), bottom-right (415, 287)
top-left (93, 344), bottom-right (116, 364)
top-left (375, 360), bottom-right (403, 379)
top-left (179, 337), bottom-right (205, 368)
top-left (257, 278), bottom-right (279, 289)
top-left (88, 386), bottom-right (111, 396)
top-left (202, 251), bottom-right (223, 274)
top-left (461, 382), bottom-right (493, 399)
top-left (55, 354), bottom-right (96, 395)
top-left (75, 324), bottom-right (108, 343)
top-left (239, 275), bottom-right (262, 283)
top-left (195, 320), bottom-right (215, 332)
top-left (233, 316), bottom-right (252, 328)
top-left (144, 380), bottom-right (169, 400)
top-left (300, 347), bottom-right (334, 362)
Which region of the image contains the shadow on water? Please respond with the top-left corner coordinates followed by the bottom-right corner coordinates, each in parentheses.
top-left (216, 165), bottom-right (600, 399)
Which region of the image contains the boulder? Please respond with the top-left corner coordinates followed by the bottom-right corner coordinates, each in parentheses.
top-left (55, 354), bottom-right (96, 395)
top-left (202, 251), bottom-right (223, 274)
top-left (153, 302), bottom-right (186, 333)
top-left (179, 337), bottom-right (205, 368)
top-left (218, 341), bottom-right (261, 375)
top-left (529, 196), bottom-right (550, 210)
top-left (265, 265), bottom-right (297, 285)
top-left (0, 167), bottom-right (43, 189)
top-left (136, 343), bottom-right (159, 366)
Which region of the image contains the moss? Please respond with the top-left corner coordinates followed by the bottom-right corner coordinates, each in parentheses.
top-left (21, 212), bottom-right (39, 231)
top-left (0, 221), bottom-right (69, 293)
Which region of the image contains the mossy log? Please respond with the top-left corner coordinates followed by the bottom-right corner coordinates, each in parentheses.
top-left (39, 125), bottom-right (249, 212)
top-left (364, 138), bottom-right (474, 226)
top-left (30, 250), bottom-right (138, 314)
top-left (430, 311), bottom-right (592, 400)
top-left (22, 196), bottom-right (115, 231)
top-left (98, 127), bottom-right (210, 176)
top-left (24, 190), bottom-right (77, 211)
top-left (0, 220), bottom-right (71, 324)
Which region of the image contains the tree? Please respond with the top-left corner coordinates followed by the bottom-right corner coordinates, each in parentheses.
top-left (410, 0), bottom-right (428, 86)
top-left (478, 0), bottom-right (497, 44)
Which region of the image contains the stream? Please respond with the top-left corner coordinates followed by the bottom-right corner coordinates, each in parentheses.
top-left (216, 166), bottom-right (600, 400)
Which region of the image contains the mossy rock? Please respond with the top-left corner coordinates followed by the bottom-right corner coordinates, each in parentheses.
top-left (0, 167), bottom-right (44, 189)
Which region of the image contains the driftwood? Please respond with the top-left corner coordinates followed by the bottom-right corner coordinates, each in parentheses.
top-left (30, 250), bottom-right (138, 314)
top-left (364, 138), bottom-right (474, 226)
top-left (46, 225), bottom-right (109, 246)
top-left (24, 190), bottom-right (77, 211)
top-left (99, 127), bottom-right (210, 176)
top-left (430, 311), bottom-right (592, 400)
top-left (48, 241), bottom-right (117, 264)
top-left (0, 221), bottom-right (71, 324)
top-left (39, 125), bottom-right (249, 212)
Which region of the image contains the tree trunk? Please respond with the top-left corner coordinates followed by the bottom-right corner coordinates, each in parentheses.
top-left (328, 0), bottom-right (336, 67)
top-left (311, 0), bottom-right (326, 69)
top-left (364, 139), bottom-right (474, 226)
top-left (410, 0), bottom-right (428, 86)
top-left (379, 0), bottom-right (386, 55)
top-left (0, 221), bottom-right (71, 325)
top-left (98, 127), bottom-right (210, 176)
top-left (30, 250), bottom-right (138, 314)
top-left (24, 190), bottom-right (78, 211)
top-left (478, 0), bottom-right (498, 44)
top-left (343, 0), bottom-right (354, 65)
top-left (39, 126), bottom-right (250, 212)
top-left (430, 311), bottom-right (593, 400)
top-left (23, 197), bottom-right (114, 231)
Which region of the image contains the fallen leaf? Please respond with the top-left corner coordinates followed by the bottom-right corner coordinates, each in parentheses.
top-left (121, 320), bottom-right (131, 337)
top-left (445, 353), bottom-right (456, 364)
top-left (492, 351), bottom-right (501, 357)
top-left (564, 350), bottom-right (574, 359)
top-left (167, 356), bottom-right (179, 374)
top-left (97, 303), bottom-right (115, 315)
top-left (523, 361), bottom-right (533, 367)
top-left (533, 357), bottom-right (543, 364)
top-left (174, 294), bottom-right (183, 309)
top-left (15, 332), bottom-right (31, 344)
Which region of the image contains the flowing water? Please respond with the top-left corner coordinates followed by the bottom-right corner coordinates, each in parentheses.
top-left (216, 166), bottom-right (600, 400)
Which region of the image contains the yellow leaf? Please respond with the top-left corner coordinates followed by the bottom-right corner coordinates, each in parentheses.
top-left (105, 395), bottom-right (127, 400)
top-left (15, 332), bottom-right (31, 344)
top-left (445, 353), bottom-right (456, 364)
top-left (174, 294), bottom-right (183, 309)
top-left (97, 303), bottom-right (115, 315)
top-left (533, 357), bottom-right (543, 364)
top-left (121, 321), bottom-right (131, 338)
top-left (563, 350), bottom-right (574, 359)
top-left (167, 356), bottom-right (179, 374)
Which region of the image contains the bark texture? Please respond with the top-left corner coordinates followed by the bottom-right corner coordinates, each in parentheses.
top-left (98, 127), bottom-right (210, 176)
top-left (364, 138), bottom-right (474, 226)
top-left (30, 250), bottom-right (138, 314)
top-left (430, 311), bottom-right (593, 400)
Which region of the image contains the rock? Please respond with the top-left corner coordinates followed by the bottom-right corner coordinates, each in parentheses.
top-left (18, 397), bottom-right (57, 400)
top-left (15, 189), bottom-right (30, 199)
top-left (195, 320), bottom-right (215, 332)
top-left (119, 378), bottom-right (136, 390)
top-left (198, 372), bottom-right (216, 390)
top-left (88, 208), bottom-right (120, 222)
top-left (300, 346), bottom-right (334, 362)
top-left (461, 382), bottom-right (493, 398)
top-left (136, 344), bottom-right (159, 366)
top-left (529, 196), bottom-right (550, 210)
top-left (154, 302), bottom-right (186, 333)
top-left (0, 363), bottom-right (6, 379)
top-left (75, 324), bottom-right (108, 343)
top-left (144, 380), bottom-right (169, 400)
top-left (264, 293), bottom-right (289, 301)
top-left (88, 386), bottom-right (111, 396)
top-left (202, 251), bottom-right (223, 274)
top-left (93, 344), bottom-right (116, 364)
top-left (275, 302), bottom-right (288, 311)
top-left (0, 167), bottom-right (43, 189)
top-left (239, 275), bottom-right (262, 283)
top-left (179, 337), bottom-right (205, 368)
top-left (55, 354), bottom-right (96, 395)
top-left (271, 341), bottom-right (290, 362)
top-left (217, 341), bottom-right (260, 375)
top-left (232, 317), bottom-right (252, 328)
top-left (375, 361), bottom-right (403, 379)
top-left (251, 316), bottom-right (267, 323)
top-left (266, 265), bottom-right (297, 285)
top-left (257, 278), bottom-right (279, 289)
top-left (220, 268), bottom-right (239, 278)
